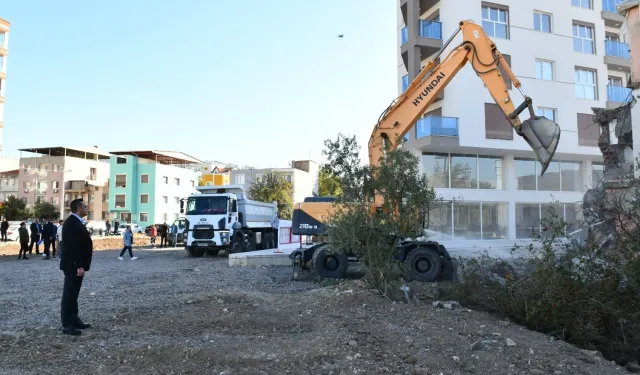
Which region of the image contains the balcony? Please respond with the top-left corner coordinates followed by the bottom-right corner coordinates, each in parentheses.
top-left (65, 180), bottom-right (87, 191)
top-left (602, 0), bottom-right (626, 27)
top-left (606, 85), bottom-right (632, 108)
top-left (416, 116), bottom-right (458, 138)
top-left (401, 27), bottom-right (408, 45)
top-left (604, 40), bottom-right (631, 72)
top-left (399, 0), bottom-right (441, 20)
top-left (401, 20), bottom-right (443, 68)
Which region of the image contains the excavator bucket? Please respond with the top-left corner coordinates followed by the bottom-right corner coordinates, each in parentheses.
top-left (519, 116), bottom-right (561, 176)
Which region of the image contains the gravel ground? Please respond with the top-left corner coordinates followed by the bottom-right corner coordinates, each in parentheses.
top-left (0, 248), bottom-right (630, 375)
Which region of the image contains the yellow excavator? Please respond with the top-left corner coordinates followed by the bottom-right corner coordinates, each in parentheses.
top-left (290, 20), bottom-right (561, 281)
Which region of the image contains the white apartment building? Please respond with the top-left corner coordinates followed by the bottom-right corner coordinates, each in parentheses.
top-left (397, 0), bottom-right (626, 241)
top-left (0, 18), bottom-right (10, 152)
top-left (230, 160), bottom-right (320, 205)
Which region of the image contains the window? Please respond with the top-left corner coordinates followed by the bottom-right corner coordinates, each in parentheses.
top-left (561, 161), bottom-right (583, 192)
top-left (175, 178), bottom-right (180, 186)
top-left (115, 174), bottom-right (127, 188)
top-left (575, 68), bottom-right (597, 100)
top-left (484, 103), bottom-right (513, 140)
top-left (451, 155), bottom-right (478, 189)
top-left (537, 107), bottom-right (556, 122)
top-left (51, 181), bottom-right (60, 189)
top-left (537, 161), bottom-right (560, 191)
top-left (163, 176), bottom-right (168, 184)
top-left (255, 173), bottom-right (263, 182)
top-left (174, 197), bottom-right (180, 204)
top-left (52, 164), bottom-right (59, 172)
top-left (141, 174), bottom-right (149, 183)
top-left (163, 213), bottom-right (168, 221)
top-left (571, 0), bottom-right (591, 9)
top-left (515, 158), bottom-right (583, 191)
top-left (190, 180), bottom-right (195, 188)
top-left (115, 194), bottom-right (126, 208)
top-left (116, 157), bottom-right (127, 164)
top-left (573, 23), bottom-right (595, 54)
top-left (236, 174), bottom-right (246, 185)
top-left (608, 76), bottom-right (623, 87)
top-left (516, 203), bottom-right (583, 239)
top-left (422, 153), bottom-right (449, 188)
top-left (102, 211), bottom-right (108, 220)
top-left (535, 60), bottom-right (553, 81)
top-left (141, 194), bottom-right (149, 204)
top-left (533, 11), bottom-right (551, 33)
top-left (454, 203), bottom-right (482, 239)
top-left (89, 168), bottom-right (97, 180)
top-left (481, 4), bottom-right (509, 39)
top-left (425, 201), bottom-right (508, 240)
top-left (51, 197), bottom-right (59, 205)
top-left (102, 194), bottom-right (107, 202)
top-left (282, 175), bottom-right (292, 183)
top-left (163, 196), bottom-right (168, 204)
top-left (514, 158), bottom-right (538, 190)
top-left (140, 213), bottom-right (149, 222)
top-left (478, 156), bottom-right (503, 189)
top-left (89, 194), bottom-right (95, 203)
top-left (577, 113), bottom-right (600, 146)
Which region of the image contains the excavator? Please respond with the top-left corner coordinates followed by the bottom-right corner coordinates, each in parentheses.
top-left (289, 20), bottom-right (561, 281)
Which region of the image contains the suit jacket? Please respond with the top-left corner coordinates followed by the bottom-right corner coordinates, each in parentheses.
top-left (18, 227), bottom-right (29, 243)
top-left (1, 221), bottom-right (8, 231)
top-left (42, 222), bottom-right (56, 241)
top-left (60, 215), bottom-right (93, 273)
top-left (30, 222), bottom-right (41, 239)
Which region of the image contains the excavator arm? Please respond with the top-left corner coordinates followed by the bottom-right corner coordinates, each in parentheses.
top-left (368, 21), bottom-right (560, 205)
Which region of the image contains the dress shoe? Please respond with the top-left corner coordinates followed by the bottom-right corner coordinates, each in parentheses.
top-left (75, 322), bottom-right (91, 329)
top-left (62, 327), bottom-right (82, 336)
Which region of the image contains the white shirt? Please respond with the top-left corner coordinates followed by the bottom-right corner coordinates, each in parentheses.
top-left (57, 225), bottom-right (63, 241)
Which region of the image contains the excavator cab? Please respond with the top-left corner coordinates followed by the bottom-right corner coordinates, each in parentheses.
top-left (509, 97), bottom-right (561, 176)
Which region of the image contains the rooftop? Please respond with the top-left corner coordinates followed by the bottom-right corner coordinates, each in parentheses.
top-left (18, 146), bottom-right (111, 160)
top-left (110, 150), bottom-right (203, 165)
top-left (1, 169), bottom-right (18, 175)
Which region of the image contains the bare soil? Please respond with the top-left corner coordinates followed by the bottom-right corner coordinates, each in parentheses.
top-left (0, 247), bottom-right (629, 375)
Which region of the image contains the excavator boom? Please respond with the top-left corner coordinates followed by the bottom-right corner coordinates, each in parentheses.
top-left (368, 20), bottom-right (560, 196)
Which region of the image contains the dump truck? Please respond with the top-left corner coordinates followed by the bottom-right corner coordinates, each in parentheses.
top-left (180, 185), bottom-right (278, 257)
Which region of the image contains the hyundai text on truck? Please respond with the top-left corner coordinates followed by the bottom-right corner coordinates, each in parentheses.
top-left (180, 185), bottom-right (279, 257)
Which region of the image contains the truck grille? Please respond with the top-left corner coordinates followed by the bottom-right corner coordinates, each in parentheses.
top-left (192, 225), bottom-right (214, 239)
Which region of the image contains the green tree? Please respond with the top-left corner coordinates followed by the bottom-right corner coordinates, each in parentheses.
top-left (247, 173), bottom-right (294, 219)
top-left (318, 167), bottom-right (342, 197)
top-left (322, 134), bottom-right (438, 296)
top-left (33, 201), bottom-right (60, 220)
top-left (0, 196), bottom-right (31, 220)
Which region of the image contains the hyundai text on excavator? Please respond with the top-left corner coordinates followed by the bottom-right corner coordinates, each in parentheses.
top-left (289, 20), bottom-right (562, 282)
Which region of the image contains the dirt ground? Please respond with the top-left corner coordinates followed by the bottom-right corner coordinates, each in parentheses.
top-left (0, 233), bottom-right (154, 256)
top-left (0, 246), bottom-right (629, 375)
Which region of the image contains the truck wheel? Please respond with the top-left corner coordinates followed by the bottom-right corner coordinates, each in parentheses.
top-left (404, 247), bottom-right (442, 282)
top-left (186, 246), bottom-right (205, 257)
top-left (311, 245), bottom-right (348, 279)
top-left (207, 249), bottom-right (220, 256)
top-left (265, 233), bottom-right (275, 249)
top-left (230, 235), bottom-right (245, 254)
top-left (244, 233), bottom-right (256, 252)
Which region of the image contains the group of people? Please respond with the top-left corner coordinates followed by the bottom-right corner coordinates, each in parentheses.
top-left (147, 222), bottom-right (180, 248)
top-left (12, 218), bottom-right (64, 260)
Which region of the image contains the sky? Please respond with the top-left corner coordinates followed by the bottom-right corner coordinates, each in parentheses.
top-left (0, 0), bottom-right (398, 168)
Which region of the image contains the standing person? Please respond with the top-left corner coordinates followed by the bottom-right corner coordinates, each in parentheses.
top-left (1, 218), bottom-right (8, 242)
top-left (57, 220), bottom-right (64, 259)
top-left (150, 224), bottom-right (157, 248)
top-left (160, 222), bottom-right (169, 248)
top-left (114, 219), bottom-right (120, 235)
top-left (42, 218), bottom-right (56, 259)
top-left (118, 226), bottom-right (138, 260)
top-left (29, 219), bottom-right (42, 255)
top-left (105, 219), bottom-right (111, 236)
top-left (18, 222), bottom-right (29, 259)
top-left (170, 222), bottom-right (178, 247)
top-left (60, 199), bottom-right (93, 336)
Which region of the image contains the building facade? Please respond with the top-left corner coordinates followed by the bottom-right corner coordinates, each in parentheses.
top-left (397, 0), bottom-right (626, 241)
top-left (0, 18), bottom-right (9, 153)
top-left (200, 166), bottom-right (232, 186)
top-left (229, 160), bottom-right (319, 205)
top-left (64, 180), bottom-right (109, 221)
top-left (0, 168), bottom-right (18, 201)
top-left (17, 147), bottom-right (111, 217)
top-left (108, 150), bottom-right (200, 227)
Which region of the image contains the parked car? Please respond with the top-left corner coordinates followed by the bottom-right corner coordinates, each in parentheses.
top-left (117, 223), bottom-right (144, 234)
top-left (6, 223), bottom-right (21, 241)
top-left (144, 223), bottom-right (167, 236)
top-left (85, 220), bottom-right (107, 236)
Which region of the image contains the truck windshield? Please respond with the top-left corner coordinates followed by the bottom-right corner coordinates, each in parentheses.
top-left (186, 196), bottom-right (227, 215)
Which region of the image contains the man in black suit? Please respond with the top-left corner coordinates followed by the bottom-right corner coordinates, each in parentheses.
top-left (29, 219), bottom-right (41, 255)
top-left (42, 218), bottom-right (57, 259)
top-left (1, 218), bottom-right (9, 241)
top-left (60, 199), bottom-right (93, 336)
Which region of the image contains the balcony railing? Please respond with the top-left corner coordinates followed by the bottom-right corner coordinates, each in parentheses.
top-left (605, 40), bottom-right (630, 59)
top-left (402, 75), bottom-right (409, 93)
top-left (607, 85), bottom-right (632, 102)
top-left (603, 0), bottom-right (625, 12)
top-left (419, 20), bottom-right (442, 40)
top-left (401, 27), bottom-right (408, 45)
top-left (416, 116), bottom-right (459, 139)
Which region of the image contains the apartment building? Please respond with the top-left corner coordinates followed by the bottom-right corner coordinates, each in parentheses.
top-left (0, 168), bottom-right (18, 201)
top-left (17, 147), bottom-right (111, 215)
top-left (397, 0), bottom-right (626, 241)
top-left (0, 18), bottom-right (9, 152)
top-left (64, 180), bottom-right (109, 221)
top-left (229, 160), bottom-right (320, 204)
top-left (108, 150), bottom-right (200, 227)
